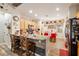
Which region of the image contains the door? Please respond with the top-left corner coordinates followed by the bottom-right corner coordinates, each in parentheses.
top-left (0, 12), bottom-right (11, 49)
top-left (0, 13), bottom-right (5, 43)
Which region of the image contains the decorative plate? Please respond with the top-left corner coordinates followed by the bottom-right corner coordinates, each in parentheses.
top-left (13, 16), bottom-right (19, 21)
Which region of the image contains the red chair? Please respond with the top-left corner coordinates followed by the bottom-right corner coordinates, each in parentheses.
top-left (49, 33), bottom-right (56, 42)
top-left (44, 32), bottom-right (48, 36)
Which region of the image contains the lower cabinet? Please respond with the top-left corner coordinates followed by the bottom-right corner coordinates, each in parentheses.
top-left (10, 35), bottom-right (36, 56)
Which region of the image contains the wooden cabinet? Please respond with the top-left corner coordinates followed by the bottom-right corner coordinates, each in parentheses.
top-left (10, 35), bottom-right (20, 53)
top-left (77, 41), bottom-right (79, 55)
top-left (10, 35), bottom-right (36, 56)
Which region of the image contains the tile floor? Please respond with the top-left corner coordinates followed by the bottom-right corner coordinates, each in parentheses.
top-left (0, 44), bottom-right (17, 56)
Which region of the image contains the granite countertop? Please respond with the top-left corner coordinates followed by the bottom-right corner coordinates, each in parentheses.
top-left (27, 34), bottom-right (47, 47)
top-left (27, 38), bottom-right (46, 56)
top-left (27, 38), bottom-right (46, 49)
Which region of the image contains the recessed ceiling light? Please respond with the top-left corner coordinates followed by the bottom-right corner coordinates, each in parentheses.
top-left (35, 14), bottom-right (38, 16)
top-left (29, 10), bottom-right (32, 13)
top-left (56, 8), bottom-right (60, 11)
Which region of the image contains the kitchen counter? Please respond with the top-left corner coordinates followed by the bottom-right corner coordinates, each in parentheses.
top-left (27, 38), bottom-right (46, 49)
top-left (27, 34), bottom-right (46, 49)
top-left (10, 34), bottom-right (47, 56)
top-left (27, 34), bottom-right (47, 56)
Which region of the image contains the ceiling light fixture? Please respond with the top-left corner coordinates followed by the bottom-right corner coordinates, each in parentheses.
top-left (29, 10), bottom-right (32, 13)
top-left (56, 7), bottom-right (60, 11)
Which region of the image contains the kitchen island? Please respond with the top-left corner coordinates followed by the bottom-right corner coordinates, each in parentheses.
top-left (10, 34), bottom-right (47, 56)
top-left (27, 34), bottom-right (47, 56)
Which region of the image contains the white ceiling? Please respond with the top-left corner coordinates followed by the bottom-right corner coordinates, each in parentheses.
top-left (0, 3), bottom-right (71, 20)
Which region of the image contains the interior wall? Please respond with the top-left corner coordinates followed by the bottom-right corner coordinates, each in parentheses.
top-left (0, 11), bottom-right (12, 49)
top-left (69, 4), bottom-right (78, 18)
top-left (11, 15), bottom-right (20, 36)
top-left (20, 18), bottom-right (25, 33)
top-left (0, 12), bottom-right (5, 43)
top-left (20, 18), bottom-right (39, 33)
top-left (4, 13), bottom-right (12, 49)
top-left (75, 4), bottom-right (79, 18)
